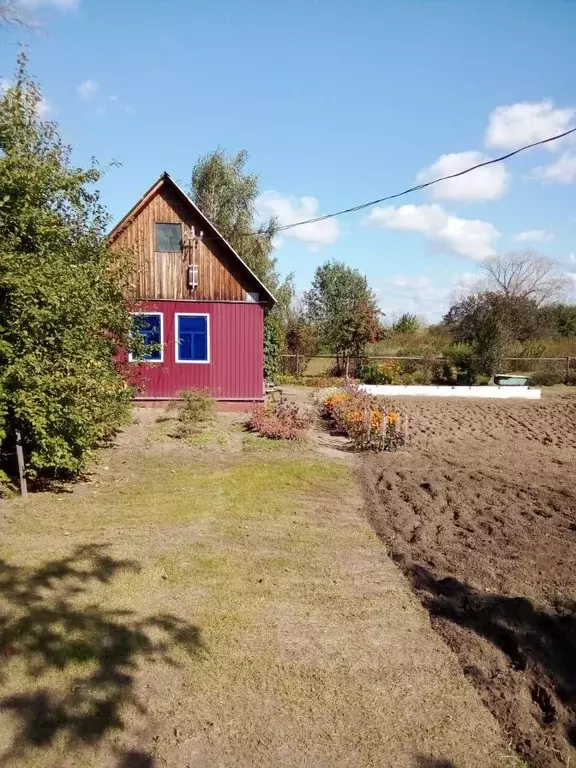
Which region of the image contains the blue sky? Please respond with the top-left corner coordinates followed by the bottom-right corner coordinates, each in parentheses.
top-left (2, 0), bottom-right (576, 320)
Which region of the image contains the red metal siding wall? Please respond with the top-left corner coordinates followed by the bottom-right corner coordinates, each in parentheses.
top-left (132, 301), bottom-right (265, 400)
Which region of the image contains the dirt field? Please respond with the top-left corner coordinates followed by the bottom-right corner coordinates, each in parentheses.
top-left (359, 393), bottom-right (576, 768)
top-left (0, 408), bottom-right (515, 768)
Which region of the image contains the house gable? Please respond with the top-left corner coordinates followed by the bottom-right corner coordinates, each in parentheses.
top-left (109, 174), bottom-right (275, 306)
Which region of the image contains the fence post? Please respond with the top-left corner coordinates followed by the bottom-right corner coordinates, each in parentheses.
top-left (566, 356), bottom-right (571, 385)
top-left (295, 353), bottom-right (300, 377)
top-left (15, 429), bottom-right (27, 499)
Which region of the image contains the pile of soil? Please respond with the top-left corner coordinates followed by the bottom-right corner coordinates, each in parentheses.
top-left (359, 394), bottom-right (576, 768)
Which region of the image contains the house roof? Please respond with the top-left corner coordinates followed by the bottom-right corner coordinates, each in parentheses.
top-left (108, 172), bottom-right (276, 306)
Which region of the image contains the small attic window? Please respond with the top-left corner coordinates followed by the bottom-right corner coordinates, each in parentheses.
top-left (155, 223), bottom-right (182, 252)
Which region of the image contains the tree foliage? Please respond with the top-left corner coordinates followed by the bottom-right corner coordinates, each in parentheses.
top-left (190, 148), bottom-right (295, 377)
top-left (0, 55), bottom-right (134, 477)
top-left (443, 291), bottom-right (553, 375)
top-left (545, 303), bottom-right (576, 338)
top-left (392, 313), bottom-right (420, 334)
top-left (190, 148), bottom-right (280, 290)
top-left (304, 261), bottom-right (381, 372)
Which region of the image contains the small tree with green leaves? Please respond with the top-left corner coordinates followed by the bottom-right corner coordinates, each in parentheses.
top-left (392, 313), bottom-right (420, 334)
top-left (304, 261), bottom-right (381, 375)
top-left (0, 55), bottom-right (135, 478)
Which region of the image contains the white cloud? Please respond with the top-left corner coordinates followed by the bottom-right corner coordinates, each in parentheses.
top-left (416, 151), bottom-right (510, 202)
top-left (374, 270), bottom-right (482, 323)
top-left (35, 96), bottom-right (51, 119)
top-left (569, 253), bottom-right (576, 265)
top-left (532, 152), bottom-right (576, 184)
top-left (485, 100), bottom-right (576, 150)
top-left (255, 191), bottom-right (340, 251)
top-left (19, 0), bottom-right (79, 9)
top-left (514, 229), bottom-right (554, 243)
top-left (77, 79), bottom-right (99, 101)
top-left (364, 203), bottom-right (500, 261)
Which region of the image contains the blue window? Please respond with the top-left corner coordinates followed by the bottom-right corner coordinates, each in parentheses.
top-left (130, 313), bottom-right (163, 362)
top-left (176, 314), bottom-right (209, 363)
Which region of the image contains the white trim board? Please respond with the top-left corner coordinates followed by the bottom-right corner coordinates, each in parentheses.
top-left (360, 385), bottom-right (542, 400)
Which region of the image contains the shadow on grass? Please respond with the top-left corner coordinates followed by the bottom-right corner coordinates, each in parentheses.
top-left (413, 757), bottom-right (457, 768)
top-left (0, 544), bottom-right (202, 767)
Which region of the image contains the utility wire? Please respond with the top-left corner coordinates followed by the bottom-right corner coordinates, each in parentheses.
top-left (246, 126), bottom-right (576, 236)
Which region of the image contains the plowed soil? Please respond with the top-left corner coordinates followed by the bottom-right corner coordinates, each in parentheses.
top-left (359, 393), bottom-right (576, 768)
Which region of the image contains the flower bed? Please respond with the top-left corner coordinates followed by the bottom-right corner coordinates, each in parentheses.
top-left (321, 384), bottom-right (406, 451)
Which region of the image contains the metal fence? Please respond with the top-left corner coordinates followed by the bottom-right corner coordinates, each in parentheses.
top-left (280, 354), bottom-right (576, 381)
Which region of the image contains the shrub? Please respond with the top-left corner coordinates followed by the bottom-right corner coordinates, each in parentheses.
top-left (169, 389), bottom-right (215, 438)
top-left (275, 374), bottom-right (349, 388)
top-left (321, 384), bottom-right (406, 451)
top-left (410, 370), bottom-right (434, 385)
top-left (530, 370), bottom-right (564, 387)
top-left (358, 360), bottom-right (403, 384)
top-left (248, 396), bottom-right (311, 440)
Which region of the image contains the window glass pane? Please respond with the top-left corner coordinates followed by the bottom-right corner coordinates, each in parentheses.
top-left (179, 315), bottom-right (206, 334)
top-left (155, 223), bottom-right (182, 252)
top-left (193, 332), bottom-right (207, 361)
top-left (132, 314), bottom-right (162, 361)
top-left (177, 315), bottom-right (208, 361)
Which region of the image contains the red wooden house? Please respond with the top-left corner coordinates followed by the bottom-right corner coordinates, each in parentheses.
top-left (109, 173), bottom-right (275, 404)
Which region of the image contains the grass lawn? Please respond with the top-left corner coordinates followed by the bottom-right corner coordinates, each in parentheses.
top-left (0, 409), bottom-right (514, 768)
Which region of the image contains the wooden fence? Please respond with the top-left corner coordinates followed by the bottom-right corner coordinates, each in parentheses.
top-left (280, 354), bottom-right (575, 381)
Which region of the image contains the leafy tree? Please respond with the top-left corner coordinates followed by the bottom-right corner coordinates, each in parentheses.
top-left (190, 148), bottom-right (280, 290)
top-left (0, 55), bottom-right (134, 478)
top-left (443, 291), bottom-right (552, 376)
top-left (190, 148), bottom-right (294, 376)
top-left (304, 261), bottom-right (381, 375)
top-left (283, 299), bottom-right (319, 375)
top-left (392, 313), bottom-right (420, 334)
top-left (545, 303), bottom-right (576, 338)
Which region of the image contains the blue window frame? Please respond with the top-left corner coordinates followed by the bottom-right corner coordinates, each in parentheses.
top-left (176, 313), bottom-right (209, 363)
top-left (130, 313), bottom-right (163, 362)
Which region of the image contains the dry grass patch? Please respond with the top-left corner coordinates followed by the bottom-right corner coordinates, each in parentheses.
top-left (0, 410), bottom-right (513, 768)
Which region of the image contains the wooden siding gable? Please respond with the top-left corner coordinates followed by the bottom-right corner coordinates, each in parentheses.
top-left (109, 173), bottom-right (276, 306)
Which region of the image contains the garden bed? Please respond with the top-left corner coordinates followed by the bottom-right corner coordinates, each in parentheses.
top-left (359, 394), bottom-right (576, 768)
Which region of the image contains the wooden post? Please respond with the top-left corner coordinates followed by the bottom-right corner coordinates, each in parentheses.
top-left (15, 429), bottom-right (27, 499)
top-left (345, 355), bottom-right (350, 380)
top-left (296, 352), bottom-right (300, 377)
top-left (566, 356), bottom-right (571, 385)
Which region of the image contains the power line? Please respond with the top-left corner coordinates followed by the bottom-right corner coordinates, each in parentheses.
top-left (251, 126), bottom-right (576, 236)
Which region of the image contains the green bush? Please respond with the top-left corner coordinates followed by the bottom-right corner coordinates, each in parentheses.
top-left (169, 389), bottom-right (215, 438)
top-left (530, 370), bottom-right (564, 386)
top-left (358, 360), bottom-right (403, 384)
top-left (0, 56), bottom-right (135, 478)
top-left (410, 370), bottom-right (434, 385)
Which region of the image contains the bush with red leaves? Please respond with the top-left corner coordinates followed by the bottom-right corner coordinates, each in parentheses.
top-left (248, 397), bottom-right (311, 440)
